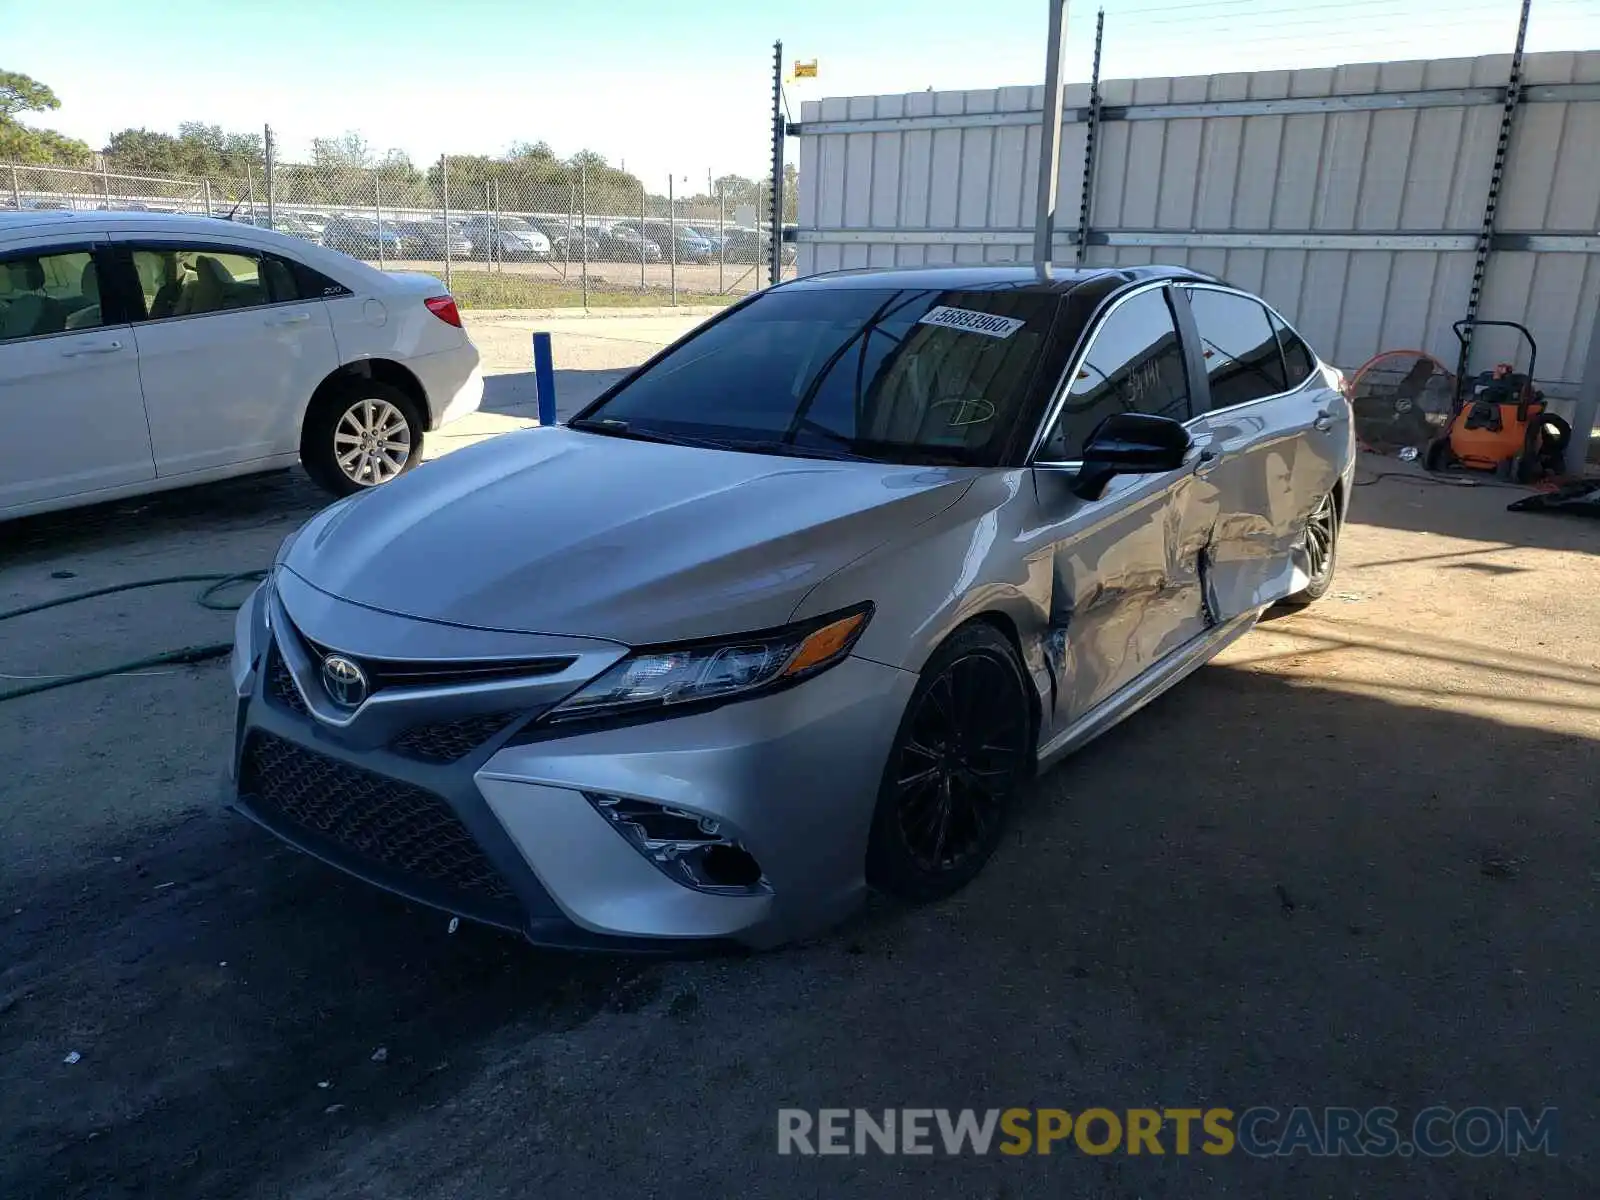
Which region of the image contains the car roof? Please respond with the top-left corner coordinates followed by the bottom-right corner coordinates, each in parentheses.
top-left (0, 209), bottom-right (282, 236)
top-left (0, 206), bottom-right (394, 289)
top-left (782, 262), bottom-right (1221, 296)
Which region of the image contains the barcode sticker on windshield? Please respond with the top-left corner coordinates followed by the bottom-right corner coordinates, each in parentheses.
top-left (917, 306), bottom-right (1026, 339)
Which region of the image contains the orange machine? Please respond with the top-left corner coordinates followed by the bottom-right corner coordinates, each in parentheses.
top-left (1424, 319), bottom-right (1570, 482)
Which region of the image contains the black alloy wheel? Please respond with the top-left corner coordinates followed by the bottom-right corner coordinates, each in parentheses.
top-left (867, 623), bottom-right (1032, 902)
top-left (1280, 490), bottom-right (1340, 608)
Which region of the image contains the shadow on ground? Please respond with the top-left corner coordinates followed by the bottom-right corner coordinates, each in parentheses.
top-left (480, 367), bottom-right (630, 419)
top-left (1350, 455), bottom-right (1600, 552)
top-left (2, 648), bottom-right (1595, 1198)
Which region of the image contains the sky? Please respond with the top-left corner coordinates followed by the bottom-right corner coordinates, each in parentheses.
top-left (3, 0), bottom-right (1595, 185)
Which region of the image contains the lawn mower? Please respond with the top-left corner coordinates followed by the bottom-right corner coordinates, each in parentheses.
top-left (1423, 319), bottom-right (1571, 482)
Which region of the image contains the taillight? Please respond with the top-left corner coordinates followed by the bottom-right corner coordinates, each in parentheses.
top-left (424, 295), bottom-right (462, 327)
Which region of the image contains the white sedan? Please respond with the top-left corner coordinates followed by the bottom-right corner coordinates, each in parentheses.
top-left (0, 210), bottom-right (484, 520)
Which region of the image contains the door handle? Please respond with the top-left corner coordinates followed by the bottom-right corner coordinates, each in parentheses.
top-left (60, 339), bottom-right (124, 358)
top-left (1193, 449), bottom-right (1221, 477)
top-left (266, 311), bottom-right (312, 326)
top-left (1314, 409), bottom-right (1335, 433)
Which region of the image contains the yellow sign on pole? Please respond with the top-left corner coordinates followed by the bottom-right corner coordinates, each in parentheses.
top-left (792, 59), bottom-right (818, 79)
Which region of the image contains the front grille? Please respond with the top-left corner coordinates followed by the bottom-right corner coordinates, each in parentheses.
top-left (240, 732), bottom-right (515, 905)
top-left (391, 711), bottom-right (521, 763)
top-left (267, 648), bottom-right (309, 715)
top-left (298, 633), bottom-right (574, 695)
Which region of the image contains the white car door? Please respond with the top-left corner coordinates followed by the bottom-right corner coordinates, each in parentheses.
top-left (0, 238), bottom-right (155, 514)
top-left (112, 234), bottom-right (339, 476)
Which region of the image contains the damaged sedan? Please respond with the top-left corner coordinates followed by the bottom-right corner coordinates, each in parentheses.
top-left (228, 264), bottom-right (1355, 950)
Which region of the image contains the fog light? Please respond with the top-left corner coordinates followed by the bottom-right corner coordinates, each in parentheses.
top-left (585, 793), bottom-right (767, 895)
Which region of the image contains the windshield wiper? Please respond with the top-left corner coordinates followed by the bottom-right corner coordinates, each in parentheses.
top-left (567, 418), bottom-right (724, 450)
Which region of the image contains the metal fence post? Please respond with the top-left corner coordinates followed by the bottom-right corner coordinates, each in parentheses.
top-left (246, 164), bottom-right (257, 220)
top-left (494, 178), bottom-right (503, 274)
top-left (264, 124), bottom-right (276, 225)
top-left (203, 179), bottom-right (213, 216)
top-left (485, 181), bottom-right (495, 273)
top-left (639, 180), bottom-right (647, 289)
top-left (564, 181), bottom-right (574, 281)
top-left (580, 160), bottom-right (589, 309)
top-left (1570, 302), bottom-right (1600, 476)
top-left (11, 163), bottom-right (21, 210)
top-left (768, 41), bottom-right (785, 287)
top-left (441, 154), bottom-right (452, 291)
top-left (101, 159), bottom-right (111, 206)
top-left (375, 173), bottom-right (385, 271)
top-left (1074, 8), bottom-right (1105, 266)
top-left (1457, 0), bottom-right (1531, 384)
top-left (718, 185), bottom-right (725, 293)
top-left (668, 173), bottom-right (677, 306)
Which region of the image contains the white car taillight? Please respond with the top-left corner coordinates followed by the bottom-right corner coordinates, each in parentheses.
top-left (424, 295), bottom-right (463, 327)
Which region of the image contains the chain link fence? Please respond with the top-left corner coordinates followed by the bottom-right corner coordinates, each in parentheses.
top-left (3, 154), bottom-right (798, 308)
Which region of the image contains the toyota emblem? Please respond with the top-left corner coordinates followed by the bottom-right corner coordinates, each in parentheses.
top-left (320, 654), bottom-right (369, 707)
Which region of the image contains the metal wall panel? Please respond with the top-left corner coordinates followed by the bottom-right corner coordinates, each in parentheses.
top-left (796, 51), bottom-right (1600, 393)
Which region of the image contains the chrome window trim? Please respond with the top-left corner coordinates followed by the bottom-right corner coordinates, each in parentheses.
top-left (1024, 278), bottom-right (1183, 465)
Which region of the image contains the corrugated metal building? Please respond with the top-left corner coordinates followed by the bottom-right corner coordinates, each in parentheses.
top-left (794, 50), bottom-right (1600, 397)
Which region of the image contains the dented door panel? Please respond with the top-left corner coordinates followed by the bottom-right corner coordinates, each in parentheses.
top-left (1030, 462), bottom-right (1212, 727)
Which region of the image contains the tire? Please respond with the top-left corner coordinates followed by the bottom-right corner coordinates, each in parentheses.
top-left (301, 381), bottom-right (424, 498)
top-left (1279, 490), bottom-right (1340, 609)
top-left (1533, 414), bottom-right (1572, 472)
top-left (865, 623), bottom-right (1033, 903)
top-left (1423, 435), bottom-right (1453, 472)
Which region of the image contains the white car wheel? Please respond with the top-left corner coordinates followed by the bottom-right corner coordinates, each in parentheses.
top-left (302, 382), bottom-right (423, 497)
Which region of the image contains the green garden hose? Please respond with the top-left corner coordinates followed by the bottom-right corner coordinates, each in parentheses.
top-left (0, 571), bottom-right (268, 703)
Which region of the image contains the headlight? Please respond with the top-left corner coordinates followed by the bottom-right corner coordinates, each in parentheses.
top-left (544, 604), bottom-right (872, 725)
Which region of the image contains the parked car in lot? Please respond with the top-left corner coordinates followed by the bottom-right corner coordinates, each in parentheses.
top-left (642, 220), bottom-right (715, 263)
top-left (229, 213), bottom-right (320, 241)
top-left (594, 223), bottom-right (662, 263)
top-left (457, 215), bottom-right (551, 261)
top-left (293, 211), bottom-right (333, 240)
top-left (0, 210), bottom-right (483, 519)
top-left (531, 220), bottom-right (601, 261)
top-left (720, 226), bottom-right (795, 265)
top-left (228, 263), bottom-right (1354, 951)
top-left (322, 216), bottom-right (405, 261)
top-left (396, 219), bottom-right (473, 260)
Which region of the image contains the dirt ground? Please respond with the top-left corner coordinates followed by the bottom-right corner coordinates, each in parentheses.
top-left (2, 318), bottom-right (1597, 1198)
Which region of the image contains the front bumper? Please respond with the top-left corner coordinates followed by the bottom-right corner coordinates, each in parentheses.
top-left (227, 579), bottom-right (916, 950)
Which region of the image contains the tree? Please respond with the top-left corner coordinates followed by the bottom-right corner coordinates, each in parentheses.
top-left (0, 69), bottom-right (59, 122)
top-left (422, 146), bottom-right (644, 218)
top-left (103, 124), bottom-right (262, 178)
top-left (311, 131), bottom-right (373, 171)
top-left (0, 68), bottom-right (92, 166)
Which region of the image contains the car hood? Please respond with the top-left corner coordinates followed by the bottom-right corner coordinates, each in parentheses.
top-left (282, 426), bottom-right (977, 644)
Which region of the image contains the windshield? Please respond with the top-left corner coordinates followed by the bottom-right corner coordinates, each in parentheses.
top-left (576, 286), bottom-right (1059, 466)
top-left (497, 217), bottom-right (533, 231)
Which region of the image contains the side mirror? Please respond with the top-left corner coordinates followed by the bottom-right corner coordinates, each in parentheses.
top-left (1070, 412), bottom-right (1192, 501)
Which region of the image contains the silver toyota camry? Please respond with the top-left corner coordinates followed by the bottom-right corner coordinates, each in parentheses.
top-left (228, 264), bottom-right (1355, 950)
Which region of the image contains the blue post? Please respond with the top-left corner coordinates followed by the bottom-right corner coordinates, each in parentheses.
top-left (532, 332), bottom-right (557, 426)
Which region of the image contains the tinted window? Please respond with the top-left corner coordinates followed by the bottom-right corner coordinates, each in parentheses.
top-left (0, 249), bottom-right (105, 341)
top-left (1185, 287), bottom-right (1286, 409)
top-left (580, 287), bottom-right (1060, 466)
top-left (1039, 287), bottom-right (1189, 460)
top-left (1272, 311), bottom-right (1316, 388)
top-left (130, 247), bottom-right (302, 319)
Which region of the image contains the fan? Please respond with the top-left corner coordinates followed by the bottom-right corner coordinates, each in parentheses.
top-left (1345, 350), bottom-right (1457, 456)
